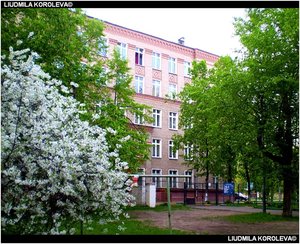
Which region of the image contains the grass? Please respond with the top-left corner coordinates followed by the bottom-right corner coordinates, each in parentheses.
top-left (77, 217), bottom-right (192, 235)
top-left (125, 203), bottom-right (192, 212)
top-left (2, 204), bottom-right (193, 235)
top-left (70, 204), bottom-right (193, 235)
top-left (75, 203), bottom-right (193, 235)
top-left (252, 202), bottom-right (299, 211)
top-left (224, 202), bottom-right (253, 207)
top-left (217, 212), bottom-right (299, 223)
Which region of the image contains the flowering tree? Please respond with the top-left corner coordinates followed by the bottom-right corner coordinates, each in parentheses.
top-left (1, 46), bottom-right (134, 234)
top-left (2, 9), bottom-right (152, 172)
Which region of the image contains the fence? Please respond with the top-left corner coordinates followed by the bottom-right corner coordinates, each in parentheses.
top-left (133, 177), bottom-right (235, 205)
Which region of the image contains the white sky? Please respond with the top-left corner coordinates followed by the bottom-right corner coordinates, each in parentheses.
top-left (82, 8), bottom-right (248, 58)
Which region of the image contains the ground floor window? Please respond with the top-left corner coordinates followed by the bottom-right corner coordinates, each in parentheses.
top-left (168, 169), bottom-right (178, 188)
top-left (152, 169), bottom-right (162, 188)
top-left (184, 170), bottom-right (193, 188)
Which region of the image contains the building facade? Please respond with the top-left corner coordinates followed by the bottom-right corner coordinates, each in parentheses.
top-left (101, 20), bottom-right (219, 191)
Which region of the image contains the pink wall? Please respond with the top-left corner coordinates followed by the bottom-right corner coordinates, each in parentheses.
top-left (103, 21), bottom-right (219, 186)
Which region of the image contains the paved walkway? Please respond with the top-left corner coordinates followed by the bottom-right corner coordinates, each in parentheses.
top-left (190, 205), bottom-right (299, 216)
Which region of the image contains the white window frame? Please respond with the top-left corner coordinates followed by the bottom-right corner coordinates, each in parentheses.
top-left (80, 61), bottom-right (87, 69)
top-left (117, 42), bottom-right (127, 60)
top-left (98, 37), bottom-right (108, 57)
top-left (152, 168), bottom-right (162, 188)
top-left (152, 139), bottom-right (162, 158)
top-left (135, 75), bottom-right (144, 94)
top-left (168, 140), bottom-right (178, 160)
top-left (138, 168), bottom-right (145, 186)
top-left (184, 144), bottom-right (193, 161)
top-left (98, 66), bottom-right (109, 85)
top-left (152, 109), bottom-right (162, 128)
top-left (152, 52), bottom-right (161, 70)
top-left (168, 57), bottom-right (176, 74)
top-left (169, 112), bottom-right (178, 130)
top-left (168, 83), bottom-right (177, 99)
top-left (135, 47), bottom-right (144, 66)
top-left (152, 79), bottom-right (161, 97)
top-left (134, 112), bottom-right (144, 125)
top-left (184, 61), bottom-right (191, 77)
top-left (184, 170), bottom-right (193, 188)
top-left (168, 169), bottom-right (178, 188)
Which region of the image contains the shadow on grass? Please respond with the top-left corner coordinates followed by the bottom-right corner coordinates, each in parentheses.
top-left (207, 212), bottom-right (299, 223)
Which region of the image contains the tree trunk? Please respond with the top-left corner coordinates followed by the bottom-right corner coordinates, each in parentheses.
top-left (205, 161), bottom-right (209, 202)
top-left (244, 161), bottom-right (251, 201)
top-left (262, 170), bottom-right (267, 213)
top-left (282, 167), bottom-right (293, 217)
top-left (281, 92), bottom-right (294, 217)
top-left (227, 161), bottom-right (233, 183)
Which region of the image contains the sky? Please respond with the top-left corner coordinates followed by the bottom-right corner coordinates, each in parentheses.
top-left (82, 8), bottom-right (248, 58)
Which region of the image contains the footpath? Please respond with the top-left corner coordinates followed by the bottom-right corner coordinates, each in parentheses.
top-left (190, 204), bottom-right (299, 216)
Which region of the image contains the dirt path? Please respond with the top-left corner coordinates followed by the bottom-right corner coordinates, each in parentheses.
top-left (129, 207), bottom-right (299, 235)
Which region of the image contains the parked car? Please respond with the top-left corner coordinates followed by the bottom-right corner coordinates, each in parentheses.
top-left (234, 192), bottom-right (248, 201)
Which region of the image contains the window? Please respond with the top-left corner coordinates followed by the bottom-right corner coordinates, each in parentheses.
top-left (183, 119), bottom-right (194, 130)
top-left (152, 139), bottom-right (162, 158)
top-left (134, 113), bottom-right (144, 125)
top-left (169, 112), bottom-right (178, 130)
top-left (152, 109), bottom-right (161, 127)
top-left (135, 48), bottom-right (144, 65)
top-left (184, 144), bottom-right (193, 161)
top-left (184, 61), bottom-right (191, 77)
top-left (152, 52), bottom-right (161, 69)
top-left (117, 42), bottom-right (127, 60)
top-left (184, 170), bottom-right (193, 188)
top-left (168, 83), bottom-right (177, 99)
top-left (168, 57), bottom-right (176, 74)
top-left (80, 61), bottom-right (87, 69)
top-left (97, 67), bottom-right (109, 85)
top-left (168, 141), bottom-right (178, 159)
top-left (152, 80), bottom-right (161, 97)
top-left (152, 169), bottom-right (162, 188)
top-left (135, 76), bottom-right (144, 94)
top-left (168, 170), bottom-right (178, 188)
top-left (98, 37), bottom-right (108, 57)
top-left (137, 168), bottom-right (145, 186)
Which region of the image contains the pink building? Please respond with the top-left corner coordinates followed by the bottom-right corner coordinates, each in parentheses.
top-left (101, 20), bottom-right (219, 194)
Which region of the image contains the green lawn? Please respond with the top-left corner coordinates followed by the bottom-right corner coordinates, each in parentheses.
top-left (76, 204), bottom-right (193, 235)
top-left (217, 212), bottom-right (299, 223)
top-left (2, 204), bottom-right (193, 235)
top-left (77, 217), bottom-right (192, 235)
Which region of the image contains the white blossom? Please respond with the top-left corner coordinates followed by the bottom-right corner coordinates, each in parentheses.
top-left (120, 135), bottom-right (131, 143)
top-left (16, 40), bottom-right (23, 46)
top-left (106, 127), bottom-right (117, 135)
top-left (1, 46), bottom-right (135, 234)
top-left (70, 81), bottom-right (79, 88)
top-left (28, 32), bottom-right (34, 38)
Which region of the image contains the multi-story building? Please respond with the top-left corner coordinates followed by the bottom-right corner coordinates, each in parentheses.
top-left (99, 19), bottom-right (219, 200)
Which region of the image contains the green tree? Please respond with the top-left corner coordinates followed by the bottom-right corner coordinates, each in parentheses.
top-left (1, 8), bottom-right (151, 172)
top-left (234, 8), bottom-right (299, 217)
top-left (175, 57), bottom-right (243, 205)
top-left (174, 60), bottom-right (215, 200)
top-left (92, 49), bottom-right (152, 171)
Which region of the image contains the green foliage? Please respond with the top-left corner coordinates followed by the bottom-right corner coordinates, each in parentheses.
top-left (1, 8), bottom-right (151, 171)
top-left (234, 8), bottom-right (299, 216)
top-left (3, 212), bottom-right (192, 235)
top-left (78, 218), bottom-right (192, 235)
top-left (1, 8), bottom-right (103, 86)
top-left (220, 213), bottom-right (298, 223)
top-left (176, 8), bottom-right (298, 217)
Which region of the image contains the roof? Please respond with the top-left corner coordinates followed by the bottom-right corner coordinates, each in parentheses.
top-left (86, 14), bottom-right (220, 58)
